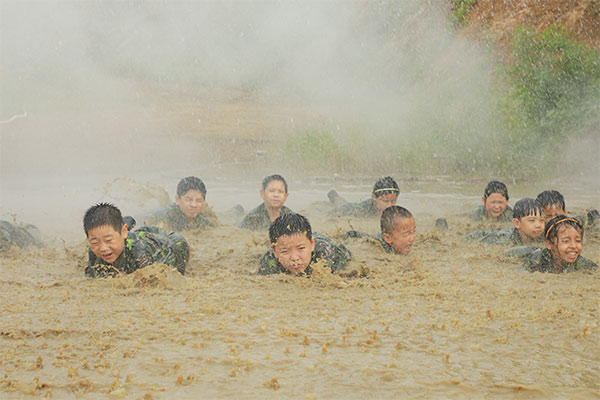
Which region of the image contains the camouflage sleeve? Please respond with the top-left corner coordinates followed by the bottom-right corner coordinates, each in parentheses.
top-left (314, 235), bottom-right (352, 272)
top-left (468, 206), bottom-right (485, 220)
top-left (258, 249), bottom-right (282, 275)
top-left (239, 213), bottom-right (265, 230)
top-left (521, 248), bottom-right (552, 272)
top-left (464, 230), bottom-right (488, 242)
top-left (341, 230), bottom-right (370, 240)
top-left (574, 256), bottom-right (598, 270)
top-left (503, 246), bottom-right (540, 259)
top-left (85, 248), bottom-right (120, 278)
top-left (135, 227), bottom-right (189, 275)
top-left (330, 199), bottom-right (374, 217)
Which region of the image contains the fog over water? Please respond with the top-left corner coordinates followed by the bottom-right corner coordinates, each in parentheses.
top-left (1, 2), bottom-right (599, 399)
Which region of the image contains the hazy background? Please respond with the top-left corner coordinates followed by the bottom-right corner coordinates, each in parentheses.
top-left (1, 0), bottom-right (597, 240)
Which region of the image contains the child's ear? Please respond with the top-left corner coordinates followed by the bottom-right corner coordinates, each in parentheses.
top-left (481, 195), bottom-right (486, 205)
top-left (512, 218), bottom-right (521, 229)
top-left (310, 237), bottom-right (316, 251)
top-left (121, 224), bottom-right (128, 238)
top-left (260, 190), bottom-right (266, 201)
top-left (382, 232), bottom-right (392, 244)
top-left (372, 193), bottom-right (377, 201)
top-left (545, 240), bottom-right (553, 250)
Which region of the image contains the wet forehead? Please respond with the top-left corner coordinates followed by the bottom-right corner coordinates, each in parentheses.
top-left (180, 190), bottom-right (205, 199)
top-left (275, 233), bottom-right (311, 248)
top-left (265, 180), bottom-right (286, 191)
top-left (393, 216), bottom-right (415, 232)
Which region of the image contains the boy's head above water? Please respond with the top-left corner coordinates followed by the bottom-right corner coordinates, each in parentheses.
top-left (372, 176), bottom-right (399, 213)
top-left (176, 176), bottom-right (207, 220)
top-left (482, 180), bottom-right (509, 219)
top-left (380, 205), bottom-right (416, 255)
top-left (260, 174), bottom-right (289, 210)
top-left (544, 215), bottom-right (583, 265)
top-left (84, 202), bottom-right (128, 264)
top-left (512, 198), bottom-right (545, 242)
top-left (269, 213), bottom-right (315, 275)
top-left (536, 190), bottom-right (566, 224)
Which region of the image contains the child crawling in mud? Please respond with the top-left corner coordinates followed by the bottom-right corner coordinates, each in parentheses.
top-left (342, 205), bottom-right (417, 255)
top-left (469, 180), bottom-right (513, 222)
top-left (522, 215), bottom-right (597, 273)
top-left (240, 174), bottom-right (294, 231)
top-left (84, 203), bottom-right (189, 278)
top-left (465, 198), bottom-right (545, 246)
top-left (143, 176), bottom-right (216, 231)
top-left (258, 213), bottom-right (351, 276)
top-left (329, 176), bottom-right (399, 219)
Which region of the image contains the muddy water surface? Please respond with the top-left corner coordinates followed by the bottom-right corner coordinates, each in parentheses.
top-left (1, 181), bottom-right (599, 399)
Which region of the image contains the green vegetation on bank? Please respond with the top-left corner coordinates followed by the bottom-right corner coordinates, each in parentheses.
top-left (452, 0), bottom-right (478, 26)
top-left (274, 24), bottom-right (600, 179)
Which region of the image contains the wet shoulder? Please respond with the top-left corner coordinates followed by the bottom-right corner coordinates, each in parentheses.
top-left (240, 204), bottom-right (269, 230)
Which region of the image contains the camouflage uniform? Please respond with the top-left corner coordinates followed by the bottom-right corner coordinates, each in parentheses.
top-left (0, 220), bottom-right (43, 249)
top-left (342, 230), bottom-right (400, 254)
top-left (143, 203), bottom-right (213, 232)
top-left (258, 232), bottom-right (351, 276)
top-left (468, 205), bottom-right (513, 222)
top-left (330, 198), bottom-right (377, 218)
top-left (503, 245), bottom-right (541, 259)
top-left (373, 232), bottom-right (397, 254)
top-left (239, 203), bottom-right (293, 231)
top-left (85, 226), bottom-right (190, 278)
top-left (464, 227), bottom-right (534, 245)
top-left (522, 248), bottom-right (597, 273)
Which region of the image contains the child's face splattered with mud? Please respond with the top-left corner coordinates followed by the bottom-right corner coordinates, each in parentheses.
top-left (382, 216), bottom-right (416, 255)
top-left (272, 233), bottom-right (316, 275)
top-left (176, 189), bottom-right (206, 220)
top-left (86, 224), bottom-right (128, 264)
top-left (482, 192), bottom-right (508, 219)
top-left (546, 225), bottom-right (582, 265)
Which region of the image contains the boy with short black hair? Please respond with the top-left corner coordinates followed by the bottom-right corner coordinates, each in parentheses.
top-left (330, 176), bottom-right (399, 218)
top-left (536, 190), bottom-right (566, 224)
top-left (375, 205), bottom-right (416, 255)
top-left (522, 215), bottom-right (597, 273)
top-left (342, 206), bottom-right (417, 255)
top-left (258, 213), bottom-right (351, 276)
top-left (469, 180), bottom-right (513, 222)
top-left (84, 203), bottom-right (189, 278)
top-left (240, 174), bottom-right (293, 231)
top-left (465, 198), bottom-right (545, 245)
top-left (144, 176), bottom-right (214, 231)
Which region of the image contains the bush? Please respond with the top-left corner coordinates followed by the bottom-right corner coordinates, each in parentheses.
top-left (496, 25), bottom-right (600, 174)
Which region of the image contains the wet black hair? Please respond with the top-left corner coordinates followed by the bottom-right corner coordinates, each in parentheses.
top-left (83, 202), bottom-right (123, 235)
top-left (512, 198), bottom-right (544, 219)
top-left (544, 215), bottom-right (583, 243)
top-left (380, 205), bottom-right (413, 234)
top-left (372, 176), bottom-right (400, 198)
top-left (536, 190), bottom-right (565, 211)
top-left (268, 213), bottom-right (312, 245)
top-left (483, 180), bottom-right (509, 201)
top-left (262, 174), bottom-right (288, 193)
top-left (177, 176), bottom-right (207, 198)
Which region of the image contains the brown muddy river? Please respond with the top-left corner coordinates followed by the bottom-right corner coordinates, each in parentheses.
top-left (1, 176), bottom-right (599, 399)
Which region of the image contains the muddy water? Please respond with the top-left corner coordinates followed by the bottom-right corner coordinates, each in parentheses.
top-left (1, 178), bottom-right (599, 399)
